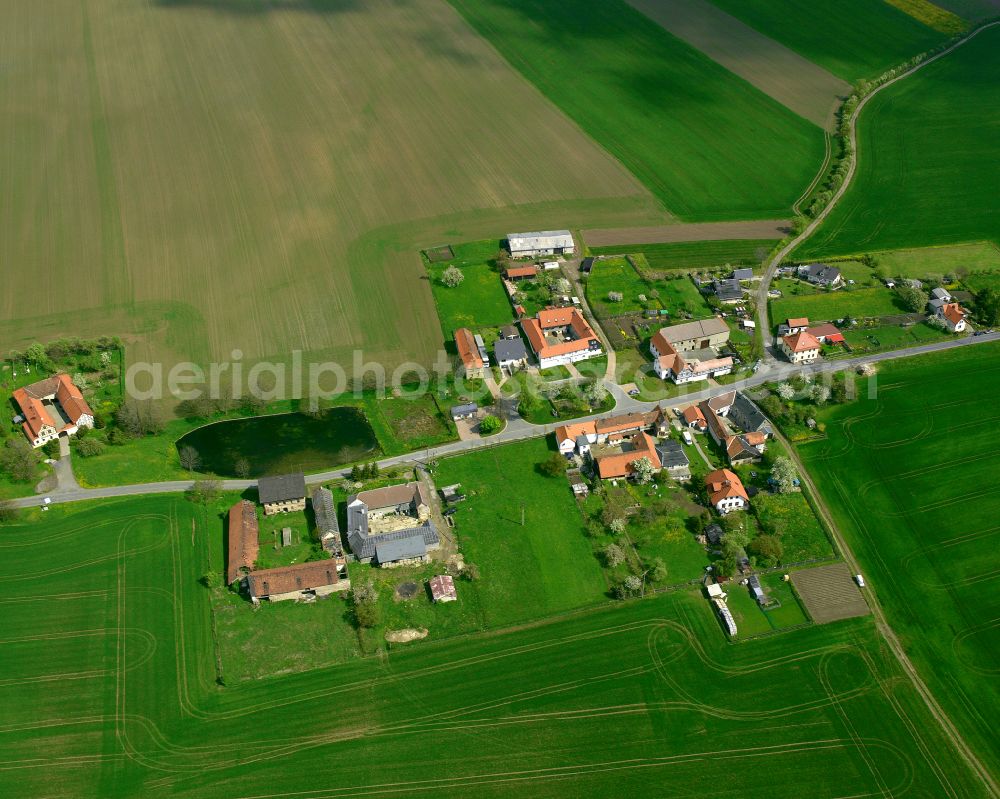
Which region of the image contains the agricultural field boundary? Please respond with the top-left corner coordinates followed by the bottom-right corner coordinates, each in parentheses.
top-left (584, 220), bottom-right (791, 248)
top-left (626, 0), bottom-right (849, 129)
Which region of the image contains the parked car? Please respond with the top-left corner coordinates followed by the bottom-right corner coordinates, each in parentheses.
top-left (855, 574), bottom-right (865, 588)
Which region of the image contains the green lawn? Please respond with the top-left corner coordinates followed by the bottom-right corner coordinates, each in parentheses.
top-left (708, 0), bottom-right (949, 82)
top-left (839, 321), bottom-right (954, 356)
top-left (424, 240), bottom-right (514, 338)
top-left (770, 286), bottom-right (906, 323)
top-left (752, 491), bottom-right (834, 562)
top-left (586, 258), bottom-right (714, 320)
top-left (433, 438), bottom-right (609, 624)
top-left (0, 493), bottom-right (991, 797)
top-left (593, 238), bottom-right (777, 274)
top-left (795, 341), bottom-right (1000, 777)
top-left (448, 0), bottom-right (825, 220)
top-left (875, 241), bottom-right (1000, 278)
top-left (798, 27), bottom-right (1000, 257)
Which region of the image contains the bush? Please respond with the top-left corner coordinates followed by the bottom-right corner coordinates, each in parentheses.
top-left (538, 453), bottom-right (567, 477)
top-left (478, 414), bottom-right (502, 435)
top-left (0, 438), bottom-right (39, 483)
top-left (75, 437), bottom-right (106, 458)
top-left (441, 265), bottom-right (464, 288)
top-left (747, 534), bottom-right (783, 567)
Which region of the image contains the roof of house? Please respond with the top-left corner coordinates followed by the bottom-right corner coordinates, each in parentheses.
top-left (312, 486), bottom-right (339, 535)
top-left (455, 327), bottom-right (484, 370)
top-left (714, 279), bottom-right (743, 301)
top-left (655, 439), bottom-right (689, 469)
top-left (226, 500), bottom-right (260, 584)
top-left (596, 432), bottom-right (661, 479)
top-left (802, 263), bottom-right (842, 283)
top-left (725, 435), bottom-right (760, 462)
top-left (505, 265), bottom-right (539, 279)
top-left (500, 324), bottom-right (520, 339)
top-left (689, 356), bottom-right (733, 375)
top-left (494, 338), bottom-right (528, 363)
top-left (705, 523), bottom-right (724, 544)
top-left (257, 473), bottom-right (306, 505)
top-left (702, 403), bottom-right (731, 442)
top-left (594, 410), bottom-right (657, 436)
top-left (682, 405), bottom-right (706, 427)
top-left (783, 331), bottom-right (821, 353)
top-left (807, 323), bottom-right (844, 342)
top-left (13, 373), bottom-right (94, 438)
top-left (733, 267), bottom-right (754, 281)
top-left (521, 308), bottom-right (599, 360)
top-left (451, 402), bottom-right (478, 417)
top-left (930, 287), bottom-right (952, 300)
top-left (787, 317), bottom-right (809, 328)
top-left (705, 390), bottom-right (736, 413)
top-left (375, 533), bottom-right (428, 564)
top-left (555, 420), bottom-right (597, 447)
top-left (731, 392), bottom-right (770, 433)
top-left (659, 316), bottom-right (729, 344)
top-left (507, 230), bottom-right (574, 251)
top-left (942, 303), bottom-right (965, 325)
top-left (248, 560), bottom-right (344, 598)
top-left (348, 521), bottom-right (439, 562)
top-left (351, 482), bottom-right (428, 513)
top-left (705, 469), bottom-right (749, 505)
top-left (429, 574), bottom-right (457, 600)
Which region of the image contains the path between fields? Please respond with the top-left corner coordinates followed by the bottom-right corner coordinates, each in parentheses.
top-left (755, 20), bottom-right (1000, 362)
top-left (775, 426), bottom-right (1000, 797)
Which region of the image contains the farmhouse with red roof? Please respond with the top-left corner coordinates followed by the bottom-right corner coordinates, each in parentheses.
top-left (13, 373), bottom-right (94, 448)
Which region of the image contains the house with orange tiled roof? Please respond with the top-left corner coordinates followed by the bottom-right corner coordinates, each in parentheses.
top-left (705, 469), bottom-right (749, 514)
top-left (682, 404), bottom-right (707, 432)
top-left (454, 328), bottom-right (486, 379)
top-left (593, 432), bottom-right (661, 480)
top-left (554, 408), bottom-right (668, 457)
top-left (12, 373), bottom-right (94, 448)
top-left (520, 306), bottom-right (602, 369)
top-left (937, 302), bottom-right (967, 333)
top-left (780, 331), bottom-right (821, 364)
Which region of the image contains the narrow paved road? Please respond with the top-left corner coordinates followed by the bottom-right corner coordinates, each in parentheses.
top-left (13, 331), bottom-right (999, 511)
top-left (755, 20), bottom-right (1000, 357)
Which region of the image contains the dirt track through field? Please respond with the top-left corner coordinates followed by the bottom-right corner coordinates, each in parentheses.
top-left (584, 220), bottom-right (792, 248)
top-left (626, 0), bottom-right (849, 130)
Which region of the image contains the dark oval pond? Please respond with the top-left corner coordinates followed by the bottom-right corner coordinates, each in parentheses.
top-left (175, 407), bottom-right (380, 478)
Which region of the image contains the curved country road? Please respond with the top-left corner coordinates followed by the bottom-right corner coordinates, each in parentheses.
top-left (755, 20), bottom-right (1000, 358)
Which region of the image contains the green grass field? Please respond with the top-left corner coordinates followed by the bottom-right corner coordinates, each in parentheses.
top-left (796, 341), bottom-right (1000, 779)
top-left (875, 242), bottom-right (1000, 278)
top-left (839, 321), bottom-right (954, 355)
top-left (0, 482), bottom-right (993, 797)
top-left (0, 0), bottom-right (659, 373)
top-left (592, 238), bottom-right (777, 274)
top-left (447, 0), bottom-right (825, 220)
top-left (429, 438), bottom-right (609, 624)
top-left (424, 241), bottom-right (514, 337)
top-left (707, 0), bottom-right (949, 82)
top-left (587, 258), bottom-right (714, 319)
top-left (770, 286), bottom-right (906, 323)
top-left (798, 27), bottom-right (1000, 258)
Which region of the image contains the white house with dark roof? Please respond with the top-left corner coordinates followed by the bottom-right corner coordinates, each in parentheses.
top-left (798, 263), bottom-right (843, 288)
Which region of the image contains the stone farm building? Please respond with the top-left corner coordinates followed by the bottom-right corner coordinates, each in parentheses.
top-left (454, 327), bottom-right (486, 379)
top-left (649, 317), bottom-right (733, 384)
top-left (13, 373), bottom-right (94, 448)
top-left (506, 230), bottom-right (574, 259)
top-left (227, 499), bottom-right (260, 585)
top-left (248, 561), bottom-right (349, 603)
top-left (346, 482), bottom-right (441, 567)
top-left (258, 473), bottom-right (307, 515)
top-left (226, 496), bottom-right (349, 602)
top-left (312, 486), bottom-right (344, 559)
top-left (521, 307), bottom-right (602, 369)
